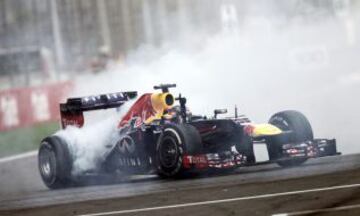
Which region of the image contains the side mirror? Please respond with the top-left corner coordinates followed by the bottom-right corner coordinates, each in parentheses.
top-left (175, 94), bottom-right (187, 122)
top-left (214, 109), bottom-right (227, 119)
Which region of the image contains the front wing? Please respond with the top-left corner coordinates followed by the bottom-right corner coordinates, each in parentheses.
top-left (279, 138), bottom-right (339, 159)
top-left (181, 139), bottom-right (340, 170)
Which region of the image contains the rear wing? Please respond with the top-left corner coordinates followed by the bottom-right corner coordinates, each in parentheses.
top-left (60, 91), bottom-right (137, 129)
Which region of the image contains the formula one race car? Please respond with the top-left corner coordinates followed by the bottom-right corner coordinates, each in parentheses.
top-left (38, 84), bottom-right (339, 189)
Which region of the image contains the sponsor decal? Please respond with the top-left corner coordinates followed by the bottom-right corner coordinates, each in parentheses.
top-left (0, 95), bottom-right (19, 127)
top-left (117, 135), bottom-right (136, 154)
top-left (31, 91), bottom-right (50, 121)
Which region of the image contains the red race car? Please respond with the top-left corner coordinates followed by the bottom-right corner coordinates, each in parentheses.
top-left (38, 84), bottom-right (339, 189)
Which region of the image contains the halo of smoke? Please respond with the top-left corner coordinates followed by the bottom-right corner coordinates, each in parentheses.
top-left (55, 102), bottom-right (134, 175)
top-left (56, 118), bottom-right (115, 175)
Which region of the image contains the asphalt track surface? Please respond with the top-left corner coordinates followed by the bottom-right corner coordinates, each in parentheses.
top-left (0, 153), bottom-right (360, 216)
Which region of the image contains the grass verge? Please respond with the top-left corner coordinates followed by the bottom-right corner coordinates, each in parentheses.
top-left (0, 122), bottom-right (59, 158)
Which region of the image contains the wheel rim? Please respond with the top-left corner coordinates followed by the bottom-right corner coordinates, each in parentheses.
top-left (39, 143), bottom-right (57, 182)
top-left (159, 136), bottom-right (178, 168)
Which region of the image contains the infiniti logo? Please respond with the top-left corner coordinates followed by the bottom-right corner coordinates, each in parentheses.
top-left (117, 136), bottom-right (136, 154)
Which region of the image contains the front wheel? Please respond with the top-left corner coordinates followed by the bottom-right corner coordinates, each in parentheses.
top-left (156, 124), bottom-right (202, 178)
top-left (267, 110), bottom-right (313, 167)
top-left (38, 136), bottom-right (73, 189)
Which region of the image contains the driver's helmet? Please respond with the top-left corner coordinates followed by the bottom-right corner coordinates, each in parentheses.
top-left (164, 105), bottom-right (191, 119)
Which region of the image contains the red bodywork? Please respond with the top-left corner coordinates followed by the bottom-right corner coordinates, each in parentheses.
top-left (118, 93), bottom-right (155, 128)
top-left (60, 111), bottom-right (84, 128)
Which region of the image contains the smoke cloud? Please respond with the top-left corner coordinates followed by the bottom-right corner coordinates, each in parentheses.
top-left (55, 101), bottom-right (135, 175)
top-left (55, 113), bottom-right (118, 175)
top-left (57, 2), bottom-right (360, 172)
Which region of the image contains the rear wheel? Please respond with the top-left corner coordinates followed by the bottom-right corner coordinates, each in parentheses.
top-left (267, 110), bottom-right (313, 167)
top-left (38, 136), bottom-right (73, 189)
top-left (156, 124), bottom-right (202, 177)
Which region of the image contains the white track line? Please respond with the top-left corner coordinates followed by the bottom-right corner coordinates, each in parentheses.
top-left (272, 203), bottom-right (360, 216)
top-left (77, 183), bottom-right (360, 216)
top-left (0, 151), bottom-right (37, 164)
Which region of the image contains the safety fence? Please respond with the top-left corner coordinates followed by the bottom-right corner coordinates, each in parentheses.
top-left (0, 81), bottom-right (73, 131)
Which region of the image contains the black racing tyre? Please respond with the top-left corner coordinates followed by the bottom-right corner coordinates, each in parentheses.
top-left (267, 110), bottom-right (313, 167)
top-left (156, 124), bottom-right (202, 178)
top-left (38, 136), bottom-right (73, 189)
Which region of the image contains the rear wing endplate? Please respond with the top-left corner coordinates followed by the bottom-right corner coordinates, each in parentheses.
top-left (60, 91), bottom-right (137, 128)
